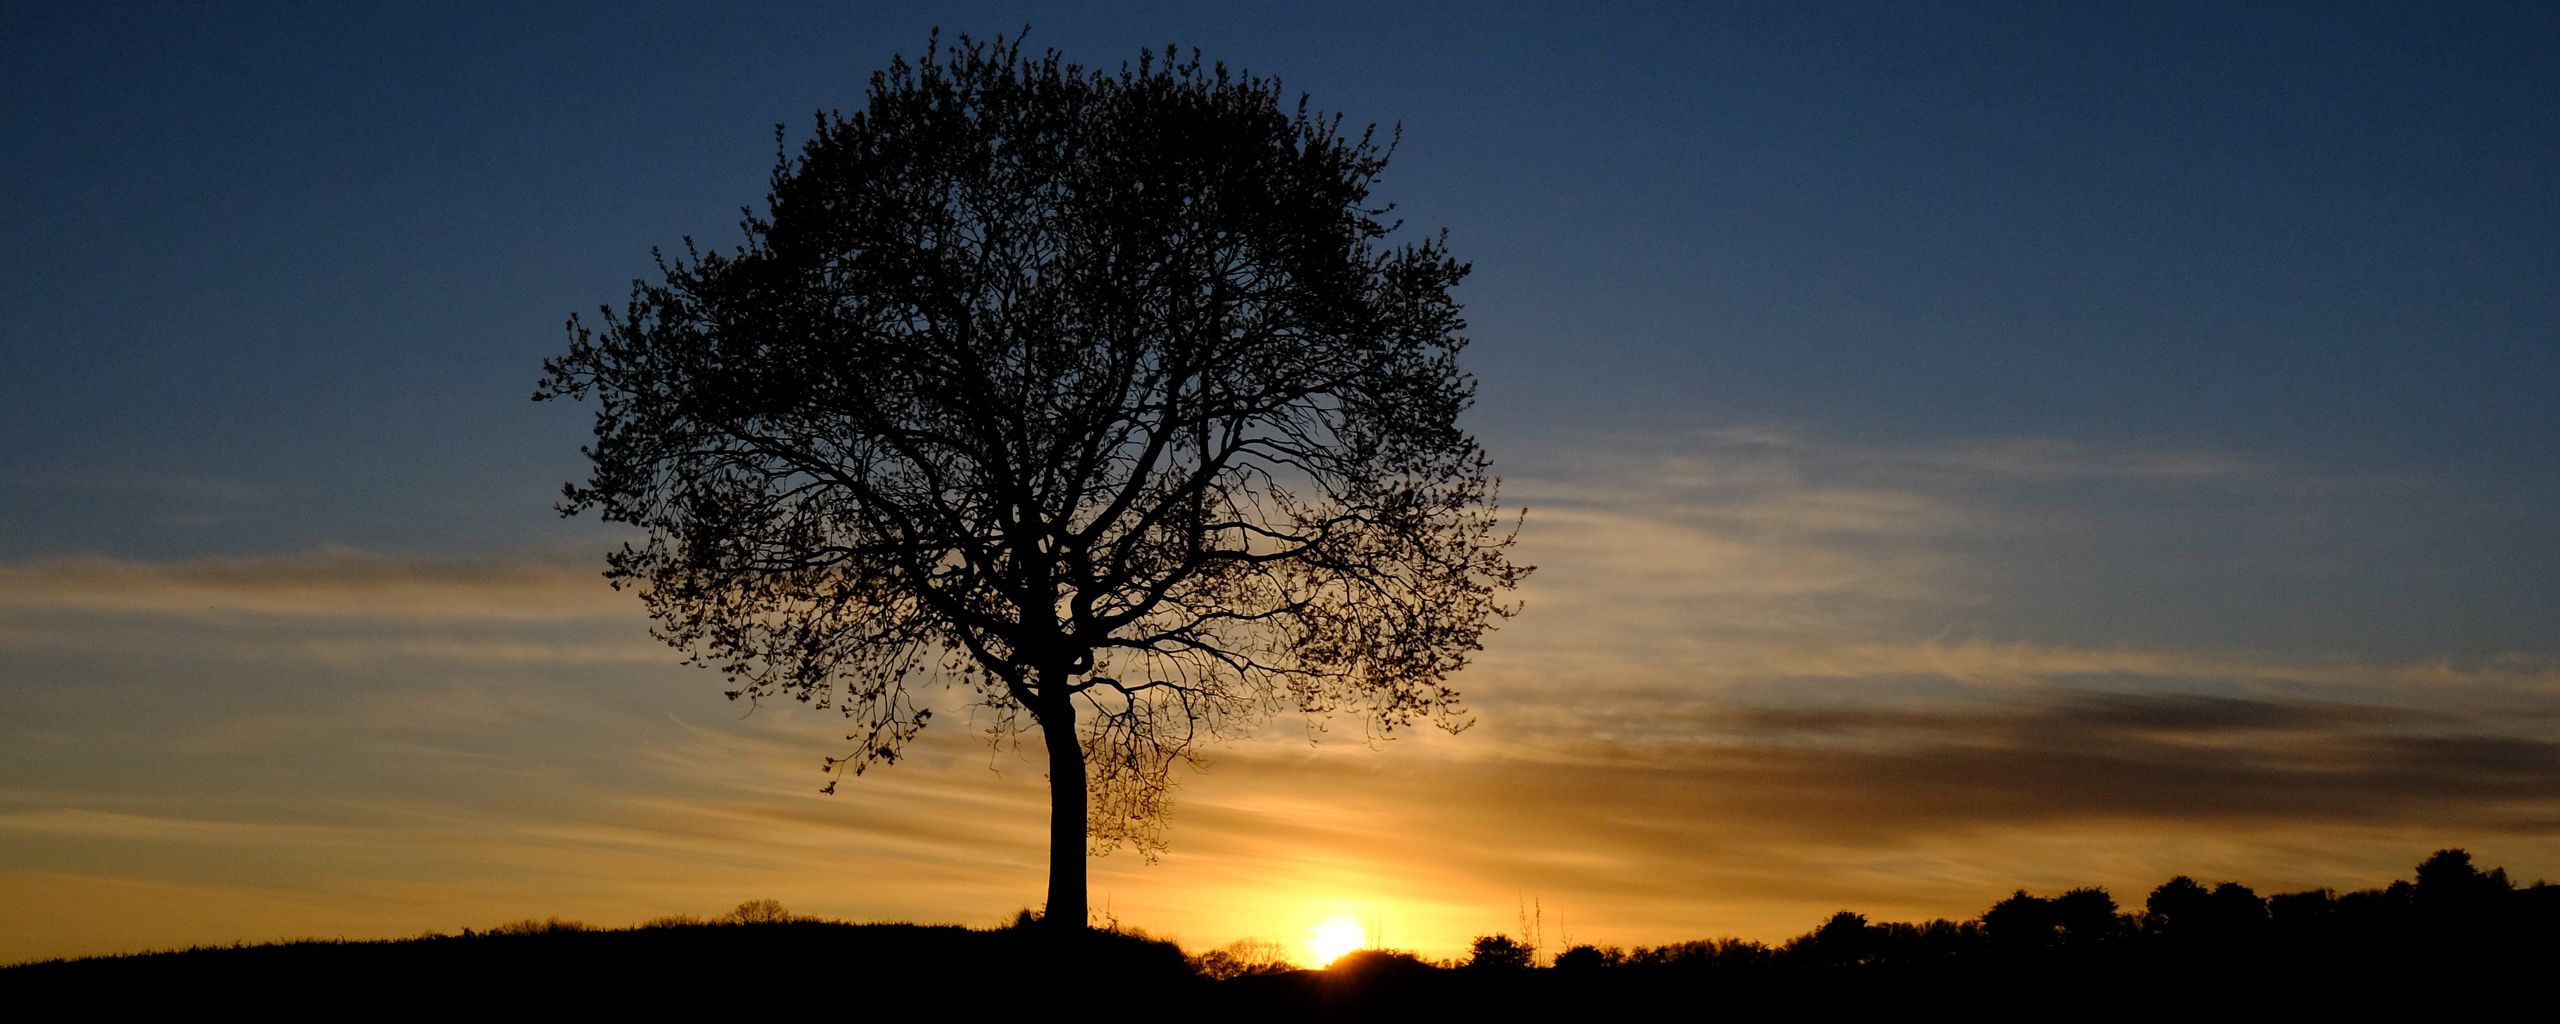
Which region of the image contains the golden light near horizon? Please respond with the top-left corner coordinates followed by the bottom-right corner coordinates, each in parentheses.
top-left (8, 4), bottom-right (2560, 981)
top-left (1308, 915), bottom-right (1368, 967)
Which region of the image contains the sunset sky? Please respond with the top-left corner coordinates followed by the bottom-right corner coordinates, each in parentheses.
top-left (4, 2), bottom-right (2556, 966)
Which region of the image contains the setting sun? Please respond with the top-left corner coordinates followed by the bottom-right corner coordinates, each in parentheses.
top-left (6, 4), bottom-right (2559, 1000)
top-left (1309, 916), bottom-right (1368, 967)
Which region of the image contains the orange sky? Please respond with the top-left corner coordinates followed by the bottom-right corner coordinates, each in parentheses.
top-left (5, 4), bottom-right (2557, 969)
top-left (7, 430), bottom-right (2554, 965)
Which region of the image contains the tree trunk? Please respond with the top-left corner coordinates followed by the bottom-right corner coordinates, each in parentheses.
top-left (1038, 687), bottom-right (1088, 931)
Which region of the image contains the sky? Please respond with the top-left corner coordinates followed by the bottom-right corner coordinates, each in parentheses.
top-left (3, 1), bottom-right (2556, 965)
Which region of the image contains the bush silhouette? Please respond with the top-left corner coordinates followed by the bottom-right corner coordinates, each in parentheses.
top-left (1465, 933), bottom-right (1534, 970)
top-left (1551, 944), bottom-right (1618, 970)
top-left (484, 917), bottom-right (589, 936)
top-left (721, 899), bottom-right (793, 925)
top-left (1193, 937), bottom-right (1297, 979)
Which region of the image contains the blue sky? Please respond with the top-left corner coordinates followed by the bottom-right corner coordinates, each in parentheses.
top-left (8, 3), bottom-right (2555, 547)
top-left (3, 2), bottom-right (2555, 963)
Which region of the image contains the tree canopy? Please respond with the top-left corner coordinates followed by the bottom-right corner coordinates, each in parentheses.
top-left (536, 32), bottom-right (1527, 928)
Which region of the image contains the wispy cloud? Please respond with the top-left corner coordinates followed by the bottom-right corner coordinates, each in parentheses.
top-left (1143, 684), bottom-right (2560, 944)
top-left (1904, 436), bottom-right (2267, 482)
top-left (1494, 425), bottom-right (2536, 666)
top-left (1533, 424), bottom-right (2276, 490)
top-left (2, 426), bottom-right (2552, 964)
top-left (0, 548), bottom-right (631, 623)
top-left (1733, 639), bottom-right (2560, 693)
top-left (1, 472), bottom-right (271, 533)
top-left (1457, 689), bottom-right (2560, 865)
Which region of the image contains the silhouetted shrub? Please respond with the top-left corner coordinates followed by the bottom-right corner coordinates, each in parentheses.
top-left (1191, 937), bottom-right (1295, 979)
top-left (1326, 948), bottom-right (1435, 979)
top-left (721, 899), bottom-right (793, 925)
top-left (1624, 937), bottom-right (1774, 971)
top-left (1551, 944), bottom-right (1618, 970)
top-left (485, 917), bottom-right (588, 936)
top-left (1465, 933), bottom-right (1534, 970)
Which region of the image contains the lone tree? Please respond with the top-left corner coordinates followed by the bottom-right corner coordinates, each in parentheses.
top-left (536, 33), bottom-right (1526, 930)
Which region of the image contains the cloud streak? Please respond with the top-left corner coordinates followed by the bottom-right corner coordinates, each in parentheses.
top-left (0, 548), bottom-right (632, 623)
top-left (2, 427), bottom-right (2552, 962)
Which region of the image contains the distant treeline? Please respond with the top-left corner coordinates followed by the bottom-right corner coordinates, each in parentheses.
top-left (1504, 848), bottom-right (2554, 974)
top-left (1195, 848), bottom-right (2556, 1015)
top-left (9, 850), bottom-right (2550, 1012)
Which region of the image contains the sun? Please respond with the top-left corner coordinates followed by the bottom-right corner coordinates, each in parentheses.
top-left (1308, 916), bottom-right (1368, 967)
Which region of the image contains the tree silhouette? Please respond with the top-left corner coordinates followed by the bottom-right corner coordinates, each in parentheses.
top-left (2143, 875), bottom-right (2212, 938)
top-left (1799, 910), bottom-right (1876, 966)
top-left (720, 898), bottom-right (793, 925)
top-left (536, 31), bottom-right (1527, 930)
top-left (2205, 881), bottom-right (2268, 936)
top-left (2413, 848), bottom-right (2511, 911)
top-left (1983, 890), bottom-right (2059, 949)
top-left (2144, 876), bottom-right (2265, 944)
top-left (2267, 887), bottom-right (2338, 935)
top-left (2052, 886), bottom-right (2124, 945)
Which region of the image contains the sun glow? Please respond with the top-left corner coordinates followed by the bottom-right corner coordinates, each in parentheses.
top-left (1308, 916), bottom-right (1368, 967)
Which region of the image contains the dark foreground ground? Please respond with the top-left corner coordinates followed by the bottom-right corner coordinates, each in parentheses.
top-left (4, 920), bottom-right (2547, 1016)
